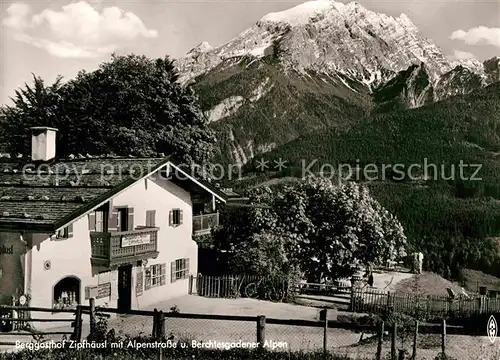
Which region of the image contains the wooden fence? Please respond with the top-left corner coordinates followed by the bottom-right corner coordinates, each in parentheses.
top-left (192, 274), bottom-right (353, 299)
top-left (0, 300), bottom-right (480, 360)
top-left (192, 274), bottom-right (288, 300)
top-left (0, 305), bottom-right (82, 346)
top-left (351, 288), bottom-right (500, 317)
top-left (191, 273), bottom-right (500, 320)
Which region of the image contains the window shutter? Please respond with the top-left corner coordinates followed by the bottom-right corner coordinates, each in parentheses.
top-left (186, 258), bottom-right (190, 274)
top-left (169, 210), bottom-right (173, 226)
top-left (151, 210), bottom-right (156, 227)
top-left (170, 261), bottom-right (176, 283)
top-left (127, 208), bottom-right (134, 231)
top-left (84, 286), bottom-right (90, 300)
top-left (145, 267), bottom-right (151, 290)
top-left (67, 224), bottom-right (74, 238)
top-left (88, 213), bottom-right (96, 231)
top-left (108, 207), bottom-right (118, 232)
top-left (179, 210), bottom-right (183, 225)
top-left (146, 210), bottom-right (156, 227)
top-left (160, 263), bottom-right (166, 286)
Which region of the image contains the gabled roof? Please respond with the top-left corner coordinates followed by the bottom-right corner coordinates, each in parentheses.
top-left (0, 155), bottom-right (227, 232)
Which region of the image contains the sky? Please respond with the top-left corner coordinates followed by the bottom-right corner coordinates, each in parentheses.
top-left (0, 0), bottom-right (499, 106)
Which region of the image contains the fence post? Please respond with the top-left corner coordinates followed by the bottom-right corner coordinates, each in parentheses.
top-left (157, 311), bottom-right (165, 360)
top-left (441, 319), bottom-right (446, 356)
top-left (412, 320), bottom-right (419, 359)
top-left (391, 322), bottom-right (397, 360)
top-left (152, 309), bottom-right (158, 337)
top-left (349, 278), bottom-right (355, 311)
top-left (188, 275), bottom-right (193, 295)
top-left (398, 349), bottom-right (408, 360)
top-left (157, 311), bottom-right (166, 339)
top-left (320, 309), bottom-right (328, 358)
top-left (89, 298), bottom-right (96, 337)
top-left (256, 315), bottom-right (266, 347)
top-left (376, 320), bottom-right (384, 360)
top-left (71, 305), bottom-right (82, 342)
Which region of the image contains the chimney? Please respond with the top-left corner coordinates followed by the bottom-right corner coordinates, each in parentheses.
top-left (30, 127), bottom-right (58, 161)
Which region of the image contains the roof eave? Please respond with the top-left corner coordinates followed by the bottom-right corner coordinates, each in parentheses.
top-left (167, 162), bottom-right (228, 203)
top-left (53, 157), bottom-right (173, 231)
top-left (0, 222), bottom-right (55, 233)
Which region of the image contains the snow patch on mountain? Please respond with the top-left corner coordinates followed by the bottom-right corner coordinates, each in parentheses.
top-left (451, 58), bottom-right (485, 76)
top-left (187, 41), bottom-right (213, 54)
top-left (205, 96), bottom-right (244, 122)
top-left (203, 78), bottom-right (274, 122)
top-left (249, 44), bottom-right (272, 58)
top-left (261, 0), bottom-right (339, 26)
top-left (335, 73), bottom-right (358, 93)
top-left (249, 77), bottom-right (274, 102)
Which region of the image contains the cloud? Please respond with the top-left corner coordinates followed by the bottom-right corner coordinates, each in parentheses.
top-left (2, 1), bottom-right (158, 58)
top-left (3, 3), bottom-right (32, 30)
top-left (450, 26), bottom-right (500, 48)
top-left (449, 50), bottom-right (476, 61)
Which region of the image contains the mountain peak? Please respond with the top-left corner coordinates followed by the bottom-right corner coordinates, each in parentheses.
top-left (484, 56), bottom-right (500, 84)
top-left (259, 1), bottom-right (344, 26)
top-left (398, 13), bottom-right (412, 23)
top-left (176, 0), bottom-right (456, 86)
top-left (187, 41), bottom-right (213, 55)
top-left (451, 58), bottom-right (485, 75)
top-left (398, 13), bottom-right (417, 29)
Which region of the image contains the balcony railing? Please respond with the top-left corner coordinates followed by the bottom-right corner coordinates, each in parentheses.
top-left (90, 227), bottom-right (159, 268)
top-left (192, 212), bottom-right (219, 236)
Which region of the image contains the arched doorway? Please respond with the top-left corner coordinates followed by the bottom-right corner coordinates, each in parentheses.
top-left (53, 276), bottom-right (80, 309)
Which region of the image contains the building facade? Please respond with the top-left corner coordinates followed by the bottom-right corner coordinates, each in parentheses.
top-left (0, 127), bottom-right (227, 330)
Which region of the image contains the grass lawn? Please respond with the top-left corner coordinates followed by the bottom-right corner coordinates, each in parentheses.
top-left (462, 269), bottom-right (500, 294)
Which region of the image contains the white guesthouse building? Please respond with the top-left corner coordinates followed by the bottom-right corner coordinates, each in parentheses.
top-left (0, 127), bottom-right (227, 329)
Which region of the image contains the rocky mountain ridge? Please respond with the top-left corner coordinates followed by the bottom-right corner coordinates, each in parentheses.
top-left (372, 61), bottom-right (496, 113)
top-left (174, 0), bottom-right (499, 166)
top-left (176, 0), bottom-right (491, 88)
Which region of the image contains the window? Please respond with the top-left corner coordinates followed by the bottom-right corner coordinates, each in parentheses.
top-left (117, 208), bottom-right (128, 231)
top-left (169, 209), bottom-right (183, 226)
top-left (151, 265), bottom-right (164, 287)
top-left (109, 207), bottom-right (134, 232)
top-left (171, 258), bottom-right (189, 283)
top-left (89, 210), bottom-right (108, 232)
top-left (145, 264), bottom-right (166, 290)
top-left (96, 211), bottom-right (108, 232)
top-left (56, 227), bottom-right (68, 239)
top-left (54, 225), bottom-right (73, 240)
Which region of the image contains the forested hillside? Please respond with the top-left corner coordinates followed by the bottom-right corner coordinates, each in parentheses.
top-left (239, 83), bottom-right (500, 279)
top-left (192, 55), bottom-right (371, 166)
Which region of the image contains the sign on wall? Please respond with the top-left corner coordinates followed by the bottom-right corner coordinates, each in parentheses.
top-left (121, 234), bottom-right (151, 248)
top-left (85, 282), bottom-right (112, 300)
top-left (0, 233), bottom-right (26, 305)
top-left (136, 268), bottom-right (143, 297)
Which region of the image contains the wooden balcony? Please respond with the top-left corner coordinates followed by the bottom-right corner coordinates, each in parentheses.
top-left (90, 227), bottom-right (159, 268)
top-left (192, 212), bottom-right (219, 236)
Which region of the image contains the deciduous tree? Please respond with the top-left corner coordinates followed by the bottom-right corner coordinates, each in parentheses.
top-left (2, 54), bottom-right (215, 165)
top-left (213, 177), bottom-right (407, 281)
